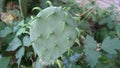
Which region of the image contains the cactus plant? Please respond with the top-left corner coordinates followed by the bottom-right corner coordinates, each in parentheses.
top-left (30, 6), bottom-right (77, 64)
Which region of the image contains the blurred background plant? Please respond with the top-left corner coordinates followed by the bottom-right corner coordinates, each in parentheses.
top-left (0, 0), bottom-right (120, 68)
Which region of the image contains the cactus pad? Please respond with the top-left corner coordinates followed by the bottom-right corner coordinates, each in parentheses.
top-left (30, 6), bottom-right (77, 64)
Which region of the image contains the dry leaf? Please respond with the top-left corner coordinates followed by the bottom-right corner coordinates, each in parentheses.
top-left (0, 12), bottom-right (14, 24)
top-left (6, 2), bottom-right (19, 10)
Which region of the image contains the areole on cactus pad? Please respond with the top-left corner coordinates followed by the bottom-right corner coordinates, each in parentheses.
top-left (30, 6), bottom-right (78, 64)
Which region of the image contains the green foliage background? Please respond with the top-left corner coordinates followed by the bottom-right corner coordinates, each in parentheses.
top-left (0, 0), bottom-right (120, 68)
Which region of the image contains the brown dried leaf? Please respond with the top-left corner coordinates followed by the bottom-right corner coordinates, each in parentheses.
top-left (6, 2), bottom-right (19, 10)
top-left (0, 12), bottom-right (14, 24)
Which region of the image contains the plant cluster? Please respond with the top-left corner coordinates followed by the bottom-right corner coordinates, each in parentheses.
top-left (0, 0), bottom-right (120, 68)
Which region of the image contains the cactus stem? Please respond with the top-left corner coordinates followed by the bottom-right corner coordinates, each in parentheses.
top-left (30, 6), bottom-right (78, 64)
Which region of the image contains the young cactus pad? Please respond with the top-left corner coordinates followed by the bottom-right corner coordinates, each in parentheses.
top-left (30, 6), bottom-right (77, 64)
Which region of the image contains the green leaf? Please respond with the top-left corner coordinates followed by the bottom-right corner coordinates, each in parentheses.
top-left (0, 21), bottom-right (5, 30)
top-left (95, 63), bottom-right (111, 68)
top-left (15, 28), bottom-right (26, 36)
top-left (85, 35), bottom-right (100, 68)
top-left (6, 37), bottom-right (22, 51)
top-left (16, 47), bottom-right (25, 66)
top-left (115, 25), bottom-right (120, 33)
top-left (99, 17), bottom-right (116, 29)
top-left (2, 34), bottom-right (14, 44)
top-left (79, 21), bottom-right (90, 29)
top-left (0, 26), bottom-right (13, 37)
top-left (33, 58), bottom-right (43, 68)
top-left (95, 27), bottom-right (108, 42)
top-left (85, 35), bottom-right (97, 49)
top-left (16, 28), bottom-right (25, 36)
top-left (23, 36), bottom-right (31, 47)
top-left (101, 36), bottom-right (120, 54)
top-left (72, 64), bottom-right (81, 68)
top-left (85, 50), bottom-right (100, 68)
top-left (0, 55), bottom-right (1, 59)
top-left (0, 57), bottom-right (11, 68)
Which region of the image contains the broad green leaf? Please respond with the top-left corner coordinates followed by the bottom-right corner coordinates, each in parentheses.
top-left (79, 21), bottom-right (90, 29)
top-left (72, 65), bottom-right (81, 68)
top-left (16, 47), bottom-right (25, 66)
top-left (85, 35), bottom-right (97, 49)
top-left (18, 20), bottom-right (24, 26)
top-left (85, 35), bottom-right (100, 68)
top-left (0, 26), bottom-right (13, 37)
top-left (0, 55), bottom-right (1, 59)
top-left (101, 36), bottom-right (120, 54)
top-left (115, 25), bottom-right (120, 36)
top-left (0, 57), bottom-right (11, 68)
top-left (99, 17), bottom-right (116, 29)
top-left (15, 28), bottom-right (27, 36)
top-left (0, 21), bottom-right (5, 30)
top-left (95, 27), bottom-right (108, 42)
top-left (94, 62), bottom-right (115, 68)
top-left (6, 37), bottom-right (22, 51)
top-left (85, 50), bottom-right (100, 68)
top-left (33, 58), bottom-right (43, 68)
top-left (23, 36), bottom-right (31, 47)
top-left (2, 34), bottom-right (14, 44)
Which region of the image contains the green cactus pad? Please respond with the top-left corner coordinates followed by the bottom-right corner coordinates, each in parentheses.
top-left (30, 6), bottom-right (77, 64)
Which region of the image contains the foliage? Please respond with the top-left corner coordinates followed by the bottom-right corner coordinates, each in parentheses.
top-left (0, 0), bottom-right (120, 68)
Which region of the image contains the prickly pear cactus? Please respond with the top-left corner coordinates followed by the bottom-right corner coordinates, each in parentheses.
top-left (30, 6), bottom-right (77, 64)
